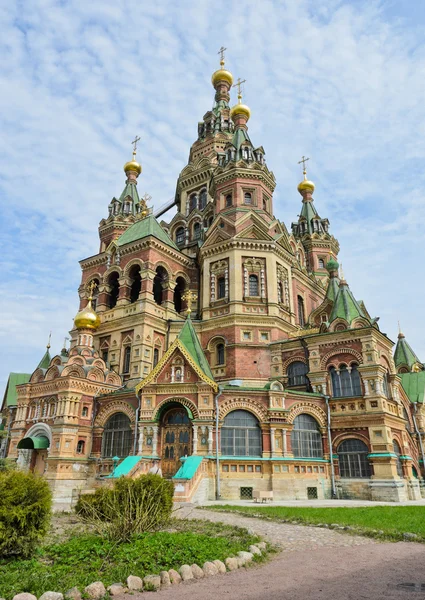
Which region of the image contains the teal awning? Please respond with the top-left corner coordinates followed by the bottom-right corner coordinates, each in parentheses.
top-left (17, 436), bottom-right (49, 450)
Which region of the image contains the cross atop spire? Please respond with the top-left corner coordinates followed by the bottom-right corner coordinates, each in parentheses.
top-left (298, 155), bottom-right (310, 175)
top-left (131, 135), bottom-right (141, 154)
top-left (233, 77), bottom-right (247, 98)
top-left (218, 46), bottom-right (227, 66)
top-left (47, 331), bottom-right (51, 349)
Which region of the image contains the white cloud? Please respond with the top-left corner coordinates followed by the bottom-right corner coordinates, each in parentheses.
top-left (1, 0), bottom-right (425, 389)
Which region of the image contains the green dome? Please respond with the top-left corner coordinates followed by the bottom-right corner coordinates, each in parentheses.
top-left (326, 257), bottom-right (339, 273)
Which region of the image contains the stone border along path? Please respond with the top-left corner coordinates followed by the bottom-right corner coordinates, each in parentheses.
top-left (176, 506), bottom-right (377, 551)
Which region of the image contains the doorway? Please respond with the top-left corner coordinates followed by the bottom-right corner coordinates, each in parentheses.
top-left (161, 407), bottom-right (192, 478)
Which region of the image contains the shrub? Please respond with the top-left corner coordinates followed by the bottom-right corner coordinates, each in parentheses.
top-left (0, 458), bottom-right (17, 472)
top-left (76, 474), bottom-right (174, 542)
top-left (0, 470), bottom-right (52, 558)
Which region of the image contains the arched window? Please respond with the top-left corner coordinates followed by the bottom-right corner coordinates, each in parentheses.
top-left (108, 272), bottom-right (120, 309)
top-left (287, 361), bottom-right (308, 387)
top-left (297, 295), bottom-right (305, 327)
top-left (153, 348), bottom-right (160, 367)
top-left (173, 276), bottom-right (185, 313)
top-left (291, 414), bottom-right (323, 458)
top-left (123, 346), bottom-right (131, 374)
top-left (193, 222), bottom-right (201, 240)
top-left (199, 189), bottom-right (207, 210)
top-left (102, 412), bottom-right (132, 458)
top-left (393, 439), bottom-right (404, 478)
top-left (318, 258), bottom-right (325, 269)
top-left (217, 276), bottom-right (226, 299)
top-left (76, 440), bottom-right (85, 454)
top-left (249, 274), bottom-right (259, 296)
top-left (176, 227), bottom-right (185, 245)
top-left (337, 439), bottom-right (371, 478)
top-left (333, 364), bottom-right (362, 397)
top-left (189, 194), bottom-right (197, 213)
top-left (226, 194), bottom-right (232, 207)
top-left (129, 265), bottom-right (141, 303)
top-left (217, 343), bottom-right (225, 365)
top-left (382, 371), bottom-right (391, 398)
top-left (221, 410), bottom-right (262, 457)
top-left (153, 266), bottom-right (167, 305)
top-left (244, 192), bottom-right (252, 205)
top-left (82, 406), bottom-right (89, 418)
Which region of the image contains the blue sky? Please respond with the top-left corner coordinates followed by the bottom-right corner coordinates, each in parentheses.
top-left (1, 0), bottom-right (425, 391)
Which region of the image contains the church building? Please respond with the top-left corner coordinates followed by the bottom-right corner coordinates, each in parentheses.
top-left (2, 53), bottom-right (425, 510)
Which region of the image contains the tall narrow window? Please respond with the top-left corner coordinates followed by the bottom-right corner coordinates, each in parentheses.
top-left (330, 366), bottom-right (341, 397)
top-left (287, 361), bottom-right (308, 387)
top-left (153, 266), bottom-right (167, 305)
top-left (153, 348), bottom-right (159, 367)
top-left (102, 349), bottom-right (109, 363)
top-left (218, 276), bottom-right (226, 299)
top-left (217, 343), bottom-right (225, 365)
top-left (199, 189), bottom-right (207, 210)
top-left (129, 265), bottom-right (141, 303)
top-left (291, 414), bottom-right (323, 458)
top-left (123, 346), bottom-right (131, 374)
top-left (176, 227), bottom-right (185, 245)
top-left (102, 413), bottom-right (132, 458)
top-left (189, 194), bottom-right (197, 213)
top-left (318, 258), bottom-right (325, 269)
top-left (226, 194), bottom-right (232, 207)
top-left (249, 274), bottom-right (259, 296)
top-left (193, 222), bottom-right (201, 240)
top-left (297, 295), bottom-right (305, 326)
top-left (76, 440), bottom-right (85, 454)
top-left (108, 272), bottom-right (120, 309)
top-left (174, 277), bottom-right (185, 313)
top-left (244, 192), bottom-right (252, 205)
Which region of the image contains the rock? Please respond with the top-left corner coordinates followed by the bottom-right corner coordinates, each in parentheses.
top-left (237, 557), bottom-right (245, 568)
top-left (13, 595), bottom-right (37, 600)
top-left (257, 542), bottom-right (267, 550)
top-left (126, 575), bottom-right (144, 592)
top-left (160, 571), bottom-right (171, 588)
top-left (237, 551), bottom-right (254, 565)
top-left (403, 532), bottom-right (419, 541)
top-left (249, 545), bottom-right (262, 556)
top-left (84, 582), bottom-right (106, 600)
top-left (39, 593), bottom-right (64, 600)
top-left (168, 569), bottom-right (182, 584)
top-left (107, 584), bottom-right (127, 596)
top-left (65, 588), bottom-right (82, 600)
top-left (213, 559), bottom-right (226, 574)
top-left (179, 564), bottom-right (194, 581)
top-left (225, 557), bottom-right (239, 571)
top-left (202, 561), bottom-right (218, 577)
top-left (143, 575), bottom-right (161, 591)
top-left (191, 564), bottom-right (204, 579)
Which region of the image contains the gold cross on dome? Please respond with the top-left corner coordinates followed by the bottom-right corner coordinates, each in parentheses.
top-left (131, 135), bottom-right (141, 153)
top-left (218, 46), bottom-right (227, 64)
top-left (87, 280), bottom-right (98, 298)
top-left (298, 155), bottom-right (310, 173)
top-left (182, 288), bottom-right (198, 316)
top-left (233, 77), bottom-right (246, 97)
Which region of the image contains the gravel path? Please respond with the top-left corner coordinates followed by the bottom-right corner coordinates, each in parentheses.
top-left (175, 506), bottom-right (376, 551)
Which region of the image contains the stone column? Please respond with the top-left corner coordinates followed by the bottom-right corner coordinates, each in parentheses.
top-left (207, 426), bottom-right (213, 454)
top-left (363, 379), bottom-right (370, 396)
top-left (138, 427), bottom-right (144, 456)
top-left (282, 429), bottom-right (288, 456)
top-left (192, 425), bottom-right (198, 455)
top-left (270, 427), bottom-right (275, 456)
top-left (152, 425), bottom-right (158, 456)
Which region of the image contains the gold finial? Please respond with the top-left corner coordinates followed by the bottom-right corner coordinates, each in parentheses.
top-left (47, 331), bottom-right (51, 350)
top-left (63, 336), bottom-right (69, 349)
top-left (233, 77), bottom-right (247, 102)
top-left (135, 192), bottom-right (152, 221)
top-left (182, 288), bottom-right (198, 317)
top-left (87, 280), bottom-right (97, 301)
top-left (218, 46), bottom-right (227, 67)
top-left (298, 155), bottom-right (310, 179)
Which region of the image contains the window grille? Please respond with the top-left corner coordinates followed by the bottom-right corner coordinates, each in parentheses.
top-left (240, 487), bottom-right (253, 499)
top-left (287, 361), bottom-right (308, 386)
top-left (176, 227), bottom-right (185, 245)
top-left (244, 192), bottom-right (252, 204)
top-left (218, 277), bottom-right (226, 299)
top-left (102, 413), bottom-right (132, 458)
top-left (337, 439), bottom-right (371, 478)
top-left (221, 410), bottom-right (262, 457)
top-left (291, 414), bottom-right (323, 458)
top-left (249, 274), bottom-right (259, 296)
top-left (307, 487), bottom-right (318, 499)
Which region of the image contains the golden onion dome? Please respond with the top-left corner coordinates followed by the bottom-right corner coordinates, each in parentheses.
top-left (297, 172), bottom-right (315, 194)
top-left (74, 299), bottom-right (101, 331)
top-left (230, 98), bottom-right (251, 122)
top-left (211, 59), bottom-right (233, 87)
top-left (124, 157), bottom-right (142, 175)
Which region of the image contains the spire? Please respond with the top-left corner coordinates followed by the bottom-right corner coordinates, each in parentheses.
top-left (325, 256), bottom-right (340, 302)
top-left (37, 335), bottom-right (52, 369)
top-left (329, 275), bottom-right (369, 326)
top-left (211, 46), bottom-right (233, 109)
top-left (107, 138), bottom-right (143, 220)
top-left (394, 326), bottom-right (422, 371)
top-left (291, 158), bottom-right (331, 240)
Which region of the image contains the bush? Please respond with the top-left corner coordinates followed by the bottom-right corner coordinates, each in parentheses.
top-left (76, 474), bottom-right (174, 542)
top-left (0, 470), bottom-right (52, 558)
top-left (0, 458), bottom-right (17, 472)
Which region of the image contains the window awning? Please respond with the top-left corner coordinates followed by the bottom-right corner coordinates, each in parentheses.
top-left (17, 436), bottom-right (49, 450)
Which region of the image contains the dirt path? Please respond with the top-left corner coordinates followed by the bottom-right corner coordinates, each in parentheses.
top-left (129, 507), bottom-right (425, 600)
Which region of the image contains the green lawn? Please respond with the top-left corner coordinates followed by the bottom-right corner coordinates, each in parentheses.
top-left (207, 505), bottom-right (425, 541)
top-left (0, 519), bottom-right (261, 599)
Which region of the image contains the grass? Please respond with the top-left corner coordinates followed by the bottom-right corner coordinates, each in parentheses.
top-left (0, 519), bottom-right (261, 599)
top-left (206, 505), bottom-right (425, 542)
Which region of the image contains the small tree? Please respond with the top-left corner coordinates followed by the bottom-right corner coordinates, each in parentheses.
top-left (0, 470), bottom-right (52, 558)
top-left (76, 474), bottom-right (174, 542)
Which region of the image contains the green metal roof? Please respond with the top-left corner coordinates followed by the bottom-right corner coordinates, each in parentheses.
top-left (325, 275), bottom-right (340, 303)
top-left (299, 199), bottom-right (319, 234)
top-left (400, 371), bottom-right (425, 403)
top-left (17, 436), bottom-right (50, 450)
top-left (329, 281), bottom-right (369, 325)
top-left (119, 181), bottom-right (140, 205)
top-left (394, 334), bottom-right (421, 369)
top-left (37, 348), bottom-right (51, 369)
top-left (2, 373), bottom-right (31, 409)
top-left (117, 214), bottom-right (179, 250)
top-left (178, 318), bottom-right (215, 381)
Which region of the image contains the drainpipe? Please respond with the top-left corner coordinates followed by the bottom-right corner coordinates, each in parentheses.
top-left (214, 385), bottom-right (224, 500)
top-left (413, 402), bottom-right (425, 479)
top-left (133, 391), bottom-right (141, 456)
top-left (324, 395), bottom-right (337, 499)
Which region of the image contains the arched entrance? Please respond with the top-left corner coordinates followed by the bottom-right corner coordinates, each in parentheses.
top-left (161, 406), bottom-right (192, 478)
top-left (17, 423), bottom-right (52, 474)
